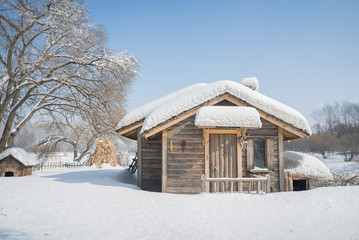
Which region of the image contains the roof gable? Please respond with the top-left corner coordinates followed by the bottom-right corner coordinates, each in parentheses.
top-left (0, 147), bottom-right (36, 166)
top-left (116, 83), bottom-right (207, 132)
top-left (140, 81), bottom-right (311, 136)
top-left (117, 80), bottom-right (312, 139)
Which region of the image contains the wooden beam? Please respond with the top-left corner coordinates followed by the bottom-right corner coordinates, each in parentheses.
top-left (278, 127), bottom-right (284, 191)
top-left (246, 139), bottom-right (254, 171)
top-left (266, 138), bottom-right (274, 170)
top-left (142, 94), bottom-right (231, 139)
top-left (208, 129), bottom-right (238, 134)
top-left (224, 95), bottom-right (308, 139)
top-left (116, 121), bottom-right (144, 137)
top-left (137, 129), bottom-right (142, 188)
top-left (162, 129), bottom-right (168, 193)
top-left (203, 128), bottom-right (210, 192)
top-left (236, 129), bottom-right (242, 178)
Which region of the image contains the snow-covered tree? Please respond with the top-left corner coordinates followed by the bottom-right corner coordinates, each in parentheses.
top-left (0, 0), bottom-right (139, 160)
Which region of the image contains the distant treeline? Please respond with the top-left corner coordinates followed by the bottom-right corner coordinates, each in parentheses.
top-left (285, 101), bottom-right (359, 161)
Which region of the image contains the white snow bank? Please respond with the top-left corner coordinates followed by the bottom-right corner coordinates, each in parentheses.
top-left (241, 77), bottom-right (259, 91)
top-left (116, 83), bottom-right (207, 130)
top-left (0, 167), bottom-right (358, 240)
top-left (0, 147), bottom-right (36, 166)
top-left (195, 106), bottom-right (262, 128)
top-left (284, 151), bottom-right (333, 180)
top-left (141, 80), bottom-right (311, 135)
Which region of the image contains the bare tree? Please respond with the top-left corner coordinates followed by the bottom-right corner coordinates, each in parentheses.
top-left (307, 133), bottom-right (339, 159)
top-left (0, 0), bottom-right (139, 157)
top-left (310, 102), bottom-right (359, 161)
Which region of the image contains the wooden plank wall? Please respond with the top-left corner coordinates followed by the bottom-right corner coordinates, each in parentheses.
top-left (209, 134), bottom-right (237, 192)
top-left (244, 118), bottom-right (280, 192)
top-left (166, 115), bottom-right (205, 194)
top-left (140, 133), bottom-right (162, 192)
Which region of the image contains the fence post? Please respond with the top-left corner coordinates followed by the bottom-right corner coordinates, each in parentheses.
top-left (266, 174), bottom-right (271, 193)
top-left (201, 175), bottom-right (206, 192)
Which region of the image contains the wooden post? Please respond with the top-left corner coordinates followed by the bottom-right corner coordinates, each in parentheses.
top-left (236, 129), bottom-right (243, 192)
top-left (204, 129), bottom-right (210, 192)
top-left (266, 174), bottom-right (271, 193)
top-left (201, 175), bottom-right (206, 192)
top-left (257, 181), bottom-right (260, 194)
top-left (247, 139), bottom-right (254, 171)
top-left (278, 127), bottom-right (284, 191)
top-left (137, 129), bottom-right (142, 188)
top-left (162, 129), bottom-right (168, 193)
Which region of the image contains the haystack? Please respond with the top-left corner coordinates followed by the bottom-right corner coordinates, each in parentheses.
top-left (88, 139), bottom-right (117, 167)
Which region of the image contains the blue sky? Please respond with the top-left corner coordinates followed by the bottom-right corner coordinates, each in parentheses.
top-left (86, 0), bottom-right (359, 126)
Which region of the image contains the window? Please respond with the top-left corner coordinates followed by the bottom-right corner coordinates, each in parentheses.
top-left (247, 138), bottom-right (273, 172)
top-left (254, 140), bottom-right (265, 168)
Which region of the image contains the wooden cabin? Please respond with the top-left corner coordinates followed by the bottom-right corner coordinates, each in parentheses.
top-left (0, 147), bottom-right (36, 177)
top-left (117, 78), bottom-right (312, 194)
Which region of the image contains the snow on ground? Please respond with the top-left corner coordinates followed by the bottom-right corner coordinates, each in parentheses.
top-left (316, 154), bottom-right (359, 177)
top-left (1, 167), bottom-right (359, 240)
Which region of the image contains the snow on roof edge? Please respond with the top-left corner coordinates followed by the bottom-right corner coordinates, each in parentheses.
top-left (140, 80), bottom-right (312, 136)
top-left (116, 83), bottom-right (208, 131)
top-left (0, 147), bottom-right (37, 166)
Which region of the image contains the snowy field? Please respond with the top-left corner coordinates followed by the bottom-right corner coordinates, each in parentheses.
top-left (316, 154), bottom-right (359, 175)
top-left (1, 166), bottom-right (359, 240)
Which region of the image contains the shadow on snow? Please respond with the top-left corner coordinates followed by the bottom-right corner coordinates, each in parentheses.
top-left (41, 168), bottom-right (140, 190)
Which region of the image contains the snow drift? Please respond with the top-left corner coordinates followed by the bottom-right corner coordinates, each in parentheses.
top-left (284, 151), bottom-right (333, 180)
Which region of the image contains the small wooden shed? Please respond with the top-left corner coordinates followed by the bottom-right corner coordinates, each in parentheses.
top-left (117, 78), bottom-right (312, 194)
top-left (284, 151), bottom-right (333, 191)
top-left (0, 147), bottom-right (36, 177)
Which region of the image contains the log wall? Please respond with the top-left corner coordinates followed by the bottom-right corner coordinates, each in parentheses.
top-left (0, 157), bottom-right (33, 177)
top-left (140, 133), bottom-right (162, 192)
top-left (243, 118), bottom-right (280, 192)
top-left (166, 115), bottom-right (205, 194)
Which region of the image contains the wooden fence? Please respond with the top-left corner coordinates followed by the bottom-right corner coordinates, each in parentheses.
top-left (201, 175), bottom-right (271, 194)
top-left (33, 162), bottom-right (85, 171)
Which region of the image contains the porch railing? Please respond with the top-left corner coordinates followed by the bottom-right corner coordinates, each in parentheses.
top-left (201, 174), bottom-right (271, 194)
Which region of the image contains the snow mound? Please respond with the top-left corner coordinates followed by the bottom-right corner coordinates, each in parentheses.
top-left (0, 147), bottom-right (37, 166)
top-left (284, 151), bottom-right (333, 180)
top-left (195, 106), bottom-right (262, 128)
top-left (116, 83), bottom-right (208, 130)
top-left (240, 77), bottom-right (259, 91)
top-left (141, 80), bottom-right (311, 135)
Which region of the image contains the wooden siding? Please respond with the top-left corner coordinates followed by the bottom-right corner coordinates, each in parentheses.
top-left (140, 133), bottom-right (162, 192)
top-left (243, 118), bottom-right (280, 192)
top-left (209, 134), bottom-right (237, 192)
top-left (166, 116), bottom-right (205, 194)
top-left (0, 157), bottom-right (33, 177)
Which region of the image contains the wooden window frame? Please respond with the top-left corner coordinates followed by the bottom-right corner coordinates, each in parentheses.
top-left (247, 137), bottom-right (274, 173)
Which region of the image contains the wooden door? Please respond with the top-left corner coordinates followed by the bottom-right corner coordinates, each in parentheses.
top-left (209, 134), bottom-right (237, 192)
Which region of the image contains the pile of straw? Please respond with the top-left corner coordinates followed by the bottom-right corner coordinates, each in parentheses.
top-left (88, 139), bottom-right (117, 167)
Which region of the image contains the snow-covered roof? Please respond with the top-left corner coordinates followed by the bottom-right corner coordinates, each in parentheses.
top-left (116, 83), bottom-right (208, 130)
top-left (284, 151), bottom-right (333, 180)
top-left (241, 77), bottom-right (259, 91)
top-left (195, 106), bottom-right (262, 128)
top-left (0, 147), bottom-right (37, 166)
top-left (139, 80), bottom-right (311, 135)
